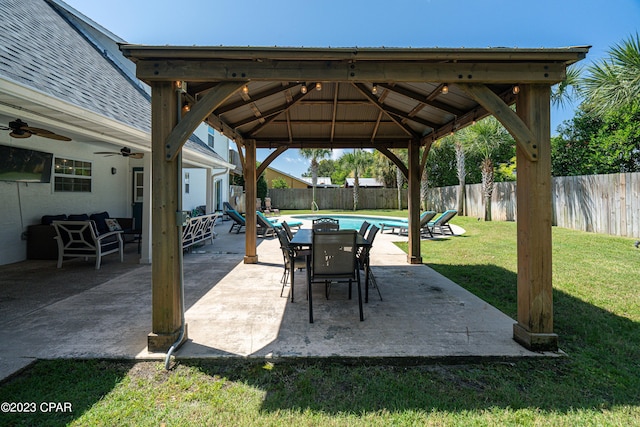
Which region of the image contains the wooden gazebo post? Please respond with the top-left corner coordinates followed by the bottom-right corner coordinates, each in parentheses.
top-left (407, 138), bottom-right (422, 264)
top-left (513, 84), bottom-right (557, 350)
top-left (244, 139), bottom-right (258, 264)
top-left (147, 82), bottom-right (185, 352)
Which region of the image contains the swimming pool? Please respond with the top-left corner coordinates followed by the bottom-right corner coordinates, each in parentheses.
top-left (290, 214), bottom-right (399, 231)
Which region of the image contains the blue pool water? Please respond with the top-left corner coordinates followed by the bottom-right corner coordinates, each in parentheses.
top-left (290, 214), bottom-right (397, 230)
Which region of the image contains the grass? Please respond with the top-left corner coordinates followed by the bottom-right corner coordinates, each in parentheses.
top-left (1, 213), bottom-right (639, 426)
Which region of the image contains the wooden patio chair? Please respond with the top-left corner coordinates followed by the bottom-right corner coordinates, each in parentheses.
top-left (52, 220), bottom-right (123, 269)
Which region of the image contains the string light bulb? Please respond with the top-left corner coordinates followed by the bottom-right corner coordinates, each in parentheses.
top-left (441, 84), bottom-right (449, 94)
top-left (372, 83), bottom-right (378, 95)
top-left (300, 84), bottom-right (307, 94)
top-left (513, 85), bottom-right (520, 95)
top-left (315, 82), bottom-right (322, 91)
top-left (242, 85), bottom-right (249, 95)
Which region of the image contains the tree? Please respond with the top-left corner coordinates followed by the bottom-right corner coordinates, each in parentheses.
top-left (582, 33), bottom-right (640, 117)
top-left (551, 65), bottom-right (582, 109)
top-left (299, 148), bottom-right (331, 210)
top-left (271, 177), bottom-right (289, 189)
top-left (340, 149), bottom-right (368, 210)
top-left (454, 137), bottom-right (466, 215)
top-left (458, 117), bottom-right (514, 221)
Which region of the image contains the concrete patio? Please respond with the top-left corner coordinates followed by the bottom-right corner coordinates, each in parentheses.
top-left (0, 216), bottom-right (558, 381)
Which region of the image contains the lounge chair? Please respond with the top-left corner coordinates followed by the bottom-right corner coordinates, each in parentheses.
top-left (226, 209), bottom-right (246, 234)
top-left (427, 210), bottom-right (458, 235)
top-left (256, 211), bottom-right (277, 238)
top-left (379, 211), bottom-right (436, 236)
top-left (256, 211), bottom-right (302, 230)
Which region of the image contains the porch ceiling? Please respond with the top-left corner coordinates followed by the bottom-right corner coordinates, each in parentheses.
top-left (121, 45), bottom-right (589, 150)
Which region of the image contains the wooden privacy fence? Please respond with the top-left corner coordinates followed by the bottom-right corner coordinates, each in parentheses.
top-left (269, 188), bottom-right (408, 211)
top-left (425, 172), bottom-right (639, 238)
top-left (268, 172), bottom-right (639, 238)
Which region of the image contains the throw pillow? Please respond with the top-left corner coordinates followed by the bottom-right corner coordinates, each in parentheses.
top-left (104, 218), bottom-right (122, 232)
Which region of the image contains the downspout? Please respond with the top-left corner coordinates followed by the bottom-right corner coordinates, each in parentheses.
top-left (165, 95), bottom-right (187, 370)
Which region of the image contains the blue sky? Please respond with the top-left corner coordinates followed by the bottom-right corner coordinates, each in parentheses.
top-left (64, 0), bottom-right (640, 177)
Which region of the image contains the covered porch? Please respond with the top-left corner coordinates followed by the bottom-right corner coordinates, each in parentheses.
top-left (119, 45), bottom-right (589, 353)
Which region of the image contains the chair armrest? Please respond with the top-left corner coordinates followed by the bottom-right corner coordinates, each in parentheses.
top-left (97, 230), bottom-right (123, 242)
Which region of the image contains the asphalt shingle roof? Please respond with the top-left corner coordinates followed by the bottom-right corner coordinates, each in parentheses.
top-left (0, 0), bottom-right (151, 132)
top-left (0, 0), bottom-right (228, 164)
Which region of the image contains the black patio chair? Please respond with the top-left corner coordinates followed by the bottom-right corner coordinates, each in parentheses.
top-left (275, 228), bottom-right (307, 302)
top-left (358, 220), bottom-right (370, 236)
top-left (308, 230), bottom-right (363, 323)
top-left (358, 224), bottom-right (382, 302)
top-left (281, 221), bottom-right (295, 240)
top-left (312, 217), bottom-right (339, 232)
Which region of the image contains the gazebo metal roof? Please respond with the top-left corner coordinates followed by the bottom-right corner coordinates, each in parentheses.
top-left (122, 45), bottom-right (588, 151)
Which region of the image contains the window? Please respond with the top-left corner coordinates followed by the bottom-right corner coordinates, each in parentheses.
top-left (207, 127), bottom-right (215, 148)
top-left (54, 157), bottom-right (92, 192)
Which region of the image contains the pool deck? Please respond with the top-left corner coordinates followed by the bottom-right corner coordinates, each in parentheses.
top-left (0, 215), bottom-right (560, 382)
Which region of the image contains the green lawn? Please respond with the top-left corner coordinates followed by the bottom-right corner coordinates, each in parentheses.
top-left (2, 213), bottom-right (639, 426)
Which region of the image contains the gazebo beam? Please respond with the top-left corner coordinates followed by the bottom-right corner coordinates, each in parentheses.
top-left (135, 60), bottom-right (567, 84)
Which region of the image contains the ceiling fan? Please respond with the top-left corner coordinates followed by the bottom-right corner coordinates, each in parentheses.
top-left (1, 118), bottom-right (72, 141)
top-left (95, 146), bottom-right (145, 159)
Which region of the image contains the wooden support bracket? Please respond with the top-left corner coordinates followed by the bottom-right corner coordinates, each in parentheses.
top-left (165, 82), bottom-right (245, 161)
top-left (458, 83), bottom-right (538, 162)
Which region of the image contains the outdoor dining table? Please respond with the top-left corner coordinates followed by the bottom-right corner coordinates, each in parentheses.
top-left (289, 228), bottom-right (372, 322)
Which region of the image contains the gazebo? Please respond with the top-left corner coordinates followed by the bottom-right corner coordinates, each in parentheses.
top-left (120, 45), bottom-right (589, 353)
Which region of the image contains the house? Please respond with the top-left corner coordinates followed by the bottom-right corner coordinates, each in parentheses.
top-left (263, 167), bottom-right (313, 189)
top-left (0, 0), bottom-right (234, 265)
top-left (301, 176), bottom-right (336, 188)
top-left (344, 177), bottom-right (384, 188)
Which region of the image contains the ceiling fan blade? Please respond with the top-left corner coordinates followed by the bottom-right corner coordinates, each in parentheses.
top-left (94, 151), bottom-right (120, 156)
top-left (130, 153), bottom-right (145, 159)
top-left (23, 126), bottom-right (53, 134)
top-left (37, 132), bottom-right (72, 141)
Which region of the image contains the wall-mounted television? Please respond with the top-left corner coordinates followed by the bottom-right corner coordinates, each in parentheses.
top-left (0, 144), bottom-right (53, 183)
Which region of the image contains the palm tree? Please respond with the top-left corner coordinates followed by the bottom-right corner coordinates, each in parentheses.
top-left (340, 149), bottom-right (367, 210)
top-left (454, 137), bottom-right (466, 216)
top-left (551, 65), bottom-right (582, 109)
top-left (372, 150), bottom-right (403, 208)
top-left (582, 32), bottom-right (640, 116)
top-left (299, 148), bottom-right (331, 210)
top-left (459, 117), bottom-right (512, 221)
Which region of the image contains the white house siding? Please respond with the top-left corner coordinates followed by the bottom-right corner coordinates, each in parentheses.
top-left (0, 136), bottom-right (131, 265)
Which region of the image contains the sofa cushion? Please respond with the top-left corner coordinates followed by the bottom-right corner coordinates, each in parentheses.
top-left (68, 213), bottom-right (90, 221)
top-left (89, 211), bottom-right (110, 234)
top-left (104, 218), bottom-right (122, 232)
top-left (41, 214), bottom-right (67, 225)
